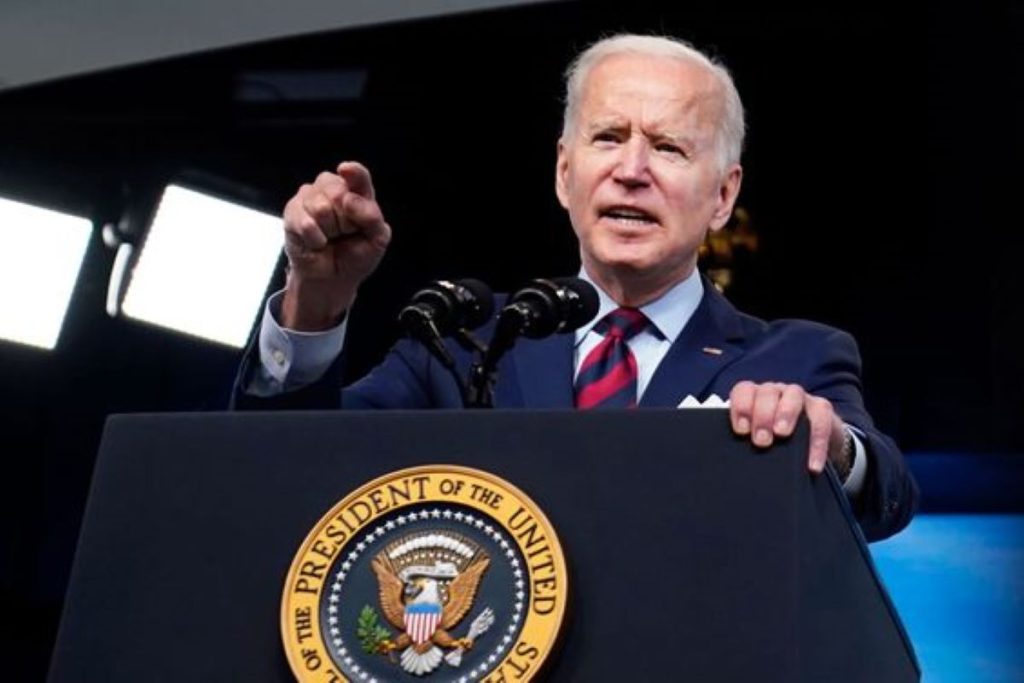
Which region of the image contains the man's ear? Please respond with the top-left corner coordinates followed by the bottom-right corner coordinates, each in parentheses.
top-left (709, 164), bottom-right (743, 232)
top-left (555, 139), bottom-right (570, 210)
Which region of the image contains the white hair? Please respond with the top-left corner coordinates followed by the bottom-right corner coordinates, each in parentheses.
top-left (561, 34), bottom-right (746, 171)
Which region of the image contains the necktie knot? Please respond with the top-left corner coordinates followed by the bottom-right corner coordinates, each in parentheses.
top-left (595, 307), bottom-right (649, 341)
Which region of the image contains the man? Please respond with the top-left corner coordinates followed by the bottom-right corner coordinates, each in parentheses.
top-left (234, 34), bottom-right (918, 541)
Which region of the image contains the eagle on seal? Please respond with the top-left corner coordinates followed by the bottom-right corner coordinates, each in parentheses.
top-left (371, 552), bottom-right (491, 675)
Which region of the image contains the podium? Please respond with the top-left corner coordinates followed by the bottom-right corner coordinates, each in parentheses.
top-left (49, 410), bottom-right (918, 682)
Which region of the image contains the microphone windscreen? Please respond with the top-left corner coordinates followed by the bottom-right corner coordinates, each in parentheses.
top-left (455, 278), bottom-right (495, 328)
top-left (552, 277), bottom-right (599, 330)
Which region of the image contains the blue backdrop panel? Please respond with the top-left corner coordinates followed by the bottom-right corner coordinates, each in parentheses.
top-left (872, 514), bottom-right (1024, 683)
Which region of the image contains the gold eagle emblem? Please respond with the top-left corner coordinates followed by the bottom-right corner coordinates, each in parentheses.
top-left (369, 531), bottom-right (494, 675)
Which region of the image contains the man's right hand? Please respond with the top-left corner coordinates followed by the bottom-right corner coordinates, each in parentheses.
top-left (280, 161), bottom-right (392, 331)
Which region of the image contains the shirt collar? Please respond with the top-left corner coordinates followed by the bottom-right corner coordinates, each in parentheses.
top-left (574, 268), bottom-right (704, 347)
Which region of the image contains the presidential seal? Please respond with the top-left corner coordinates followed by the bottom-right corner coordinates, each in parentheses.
top-left (281, 465), bottom-right (567, 683)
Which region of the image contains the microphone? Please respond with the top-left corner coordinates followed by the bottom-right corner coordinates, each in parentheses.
top-left (398, 279), bottom-right (494, 370)
top-left (468, 277), bottom-right (598, 408)
top-left (497, 277), bottom-right (599, 339)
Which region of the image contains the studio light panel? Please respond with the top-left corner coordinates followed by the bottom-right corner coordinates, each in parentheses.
top-left (0, 196), bottom-right (92, 350)
top-left (121, 185), bottom-right (282, 348)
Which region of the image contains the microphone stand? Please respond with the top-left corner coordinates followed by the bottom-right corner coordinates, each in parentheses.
top-left (465, 304), bottom-right (531, 408)
top-left (466, 364), bottom-right (496, 409)
top-left (409, 321), bottom-right (495, 409)
top-left (454, 330), bottom-right (495, 409)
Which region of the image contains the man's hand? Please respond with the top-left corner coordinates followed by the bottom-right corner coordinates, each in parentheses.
top-left (280, 161), bottom-right (392, 331)
top-left (728, 381), bottom-right (850, 475)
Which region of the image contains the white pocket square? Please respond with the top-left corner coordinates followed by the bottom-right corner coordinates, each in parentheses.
top-left (678, 394), bottom-right (730, 408)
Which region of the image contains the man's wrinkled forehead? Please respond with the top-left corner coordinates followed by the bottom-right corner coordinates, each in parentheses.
top-left (575, 54), bottom-right (725, 131)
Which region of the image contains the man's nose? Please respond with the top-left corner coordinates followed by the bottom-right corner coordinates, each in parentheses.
top-left (613, 137), bottom-right (652, 188)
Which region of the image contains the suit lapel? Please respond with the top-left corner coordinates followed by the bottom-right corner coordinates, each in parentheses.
top-left (505, 333), bottom-right (575, 408)
top-left (640, 282), bottom-right (748, 407)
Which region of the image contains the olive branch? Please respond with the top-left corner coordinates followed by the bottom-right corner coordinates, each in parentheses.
top-left (356, 605), bottom-right (392, 655)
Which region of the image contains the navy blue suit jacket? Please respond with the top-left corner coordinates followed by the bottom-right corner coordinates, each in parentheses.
top-left (234, 282), bottom-right (918, 541)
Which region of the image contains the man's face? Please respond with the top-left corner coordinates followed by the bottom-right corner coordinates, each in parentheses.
top-left (556, 53), bottom-right (742, 296)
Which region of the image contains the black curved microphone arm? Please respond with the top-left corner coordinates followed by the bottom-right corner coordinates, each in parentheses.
top-left (400, 307), bottom-right (458, 370)
top-left (398, 279), bottom-right (494, 407)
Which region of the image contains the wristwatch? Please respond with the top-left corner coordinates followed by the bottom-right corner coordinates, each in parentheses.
top-left (834, 427), bottom-right (855, 482)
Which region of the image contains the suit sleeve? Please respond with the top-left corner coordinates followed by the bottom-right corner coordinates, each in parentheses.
top-left (805, 328), bottom-right (919, 541)
top-left (230, 333), bottom-right (462, 411)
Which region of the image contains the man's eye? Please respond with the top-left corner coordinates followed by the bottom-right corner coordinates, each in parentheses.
top-left (656, 143), bottom-right (685, 157)
top-left (593, 132), bottom-right (620, 143)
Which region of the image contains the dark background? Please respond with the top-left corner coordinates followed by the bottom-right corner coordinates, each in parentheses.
top-left (0, 0), bottom-right (1020, 677)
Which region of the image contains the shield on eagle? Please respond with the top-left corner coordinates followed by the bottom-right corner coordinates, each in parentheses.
top-left (404, 602), bottom-right (442, 645)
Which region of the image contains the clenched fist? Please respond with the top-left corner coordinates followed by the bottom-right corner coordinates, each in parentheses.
top-left (280, 161), bottom-right (392, 330)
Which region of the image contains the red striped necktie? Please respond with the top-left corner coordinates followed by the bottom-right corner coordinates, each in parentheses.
top-left (574, 307), bottom-right (650, 409)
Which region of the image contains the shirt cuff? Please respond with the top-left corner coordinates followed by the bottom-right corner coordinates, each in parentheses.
top-left (250, 289), bottom-right (347, 395)
top-left (841, 425), bottom-right (868, 497)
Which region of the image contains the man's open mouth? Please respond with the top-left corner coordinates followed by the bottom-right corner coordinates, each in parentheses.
top-left (599, 206), bottom-right (658, 225)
